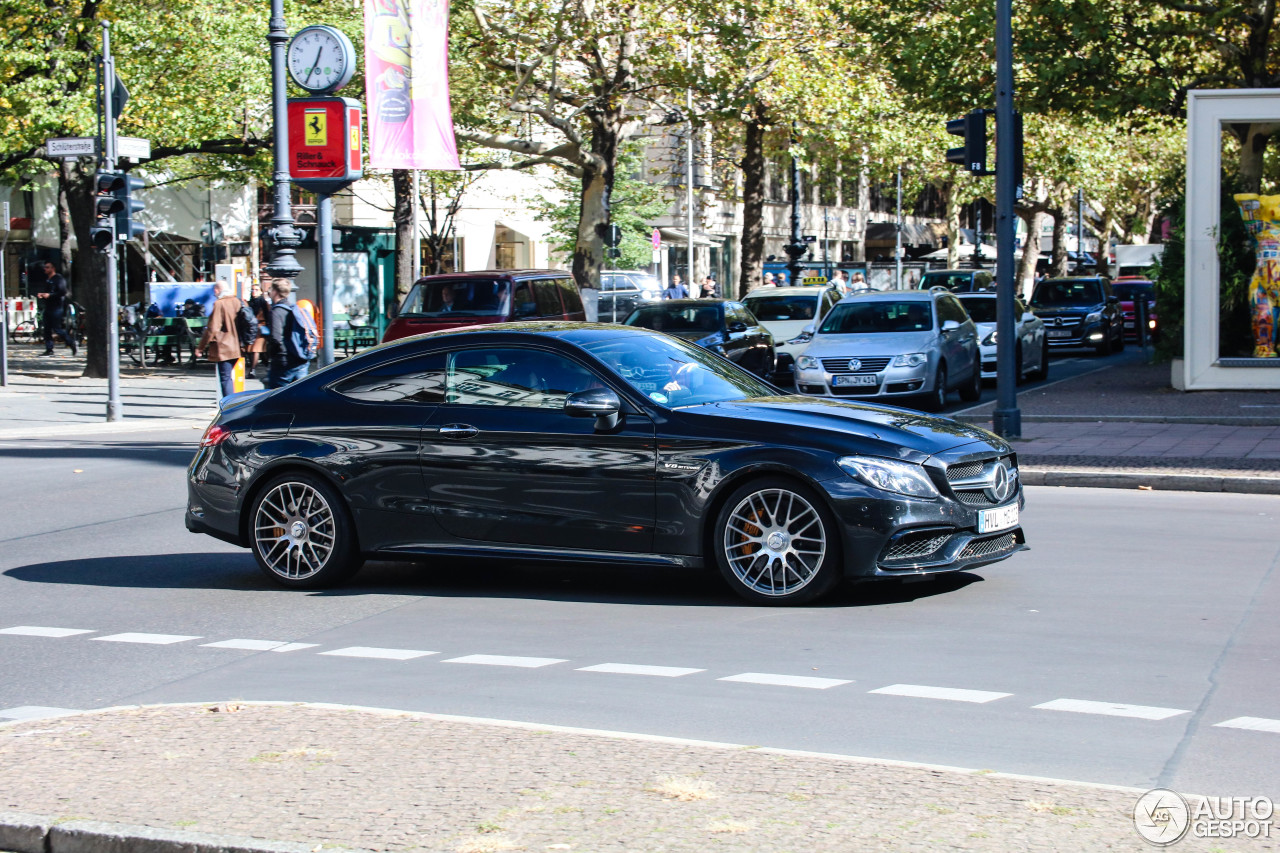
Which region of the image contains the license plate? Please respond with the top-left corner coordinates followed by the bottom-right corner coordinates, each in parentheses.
top-left (833, 374), bottom-right (878, 387)
top-left (1124, 321), bottom-right (1135, 328)
top-left (1047, 329), bottom-right (1071, 338)
top-left (978, 504), bottom-right (1019, 533)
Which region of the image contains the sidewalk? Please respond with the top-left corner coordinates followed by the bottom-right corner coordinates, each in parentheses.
top-left (2, 701), bottom-right (1259, 853)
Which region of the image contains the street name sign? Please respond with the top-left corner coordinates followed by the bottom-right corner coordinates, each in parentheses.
top-left (46, 137), bottom-right (97, 158)
top-left (117, 136), bottom-right (152, 161)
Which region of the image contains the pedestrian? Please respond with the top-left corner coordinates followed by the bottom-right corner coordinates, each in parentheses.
top-left (194, 280), bottom-right (244, 399)
top-left (830, 270), bottom-right (849, 294)
top-left (265, 278), bottom-right (309, 389)
top-left (663, 274), bottom-right (688, 300)
top-left (850, 271), bottom-right (868, 292)
top-left (245, 280), bottom-right (271, 379)
top-left (699, 276), bottom-right (717, 298)
top-left (36, 261), bottom-right (76, 356)
top-left (762, 272), bottom-right (776, 288)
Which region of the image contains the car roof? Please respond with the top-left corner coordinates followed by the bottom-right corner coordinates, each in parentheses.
top-left (956, 292), bottom-right (998, 299)
top-left (922, 269), bottom-right (979, 276)
top-left (376, 321), bottom-right (665, 353)
top-left (744, 286), bottom-right (828, 297)
top-left (641, 298), bottom-right (729, 307)
top-left (839, 289), bottom-right (935, 302)
top-left (1038, 276), bottom-right (1105, 283)
top-left (410, 270), bottom-right (570, 284)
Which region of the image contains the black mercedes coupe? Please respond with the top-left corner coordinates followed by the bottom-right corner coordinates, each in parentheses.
top-left (186, 323), bottom-right (1026, 604)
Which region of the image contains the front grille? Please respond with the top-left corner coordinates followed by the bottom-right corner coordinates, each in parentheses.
top-left (1043, 316), bottom-right (1083, 328)
top-left (945, 455), bottom-right (1018, 507)
top-left (959, 533), bottom-right (1017, 559)
top-left (821, 356), bottom-right (892, 374)
top-left (956, 491), bottom-right (993, 505)
top-left (946, 461), bottom-right (983, 481)
top-left (882, 529), bottom-right (953, 562)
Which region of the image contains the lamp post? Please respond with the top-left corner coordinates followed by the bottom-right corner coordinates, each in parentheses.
top-left (784, 127), bottom-right (806, 286)
top-left (264, 0), bottom-right (303, 282)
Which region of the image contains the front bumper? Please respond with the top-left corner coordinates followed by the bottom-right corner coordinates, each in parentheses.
top-left (794, 361), bottom-right (932, 399)
top-left (1044, 321), bottom-right (1104, 348)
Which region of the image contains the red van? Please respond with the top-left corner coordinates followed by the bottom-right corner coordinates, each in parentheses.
top-left (382, 270), bottom-right (587, 343)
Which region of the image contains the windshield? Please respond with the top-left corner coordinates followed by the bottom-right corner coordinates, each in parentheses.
top-left (919, 272), bottom-right (976, 292)
top-left (399, 279), bottom-right (510, 318)
top-left (1111, 282), bottom-right (1154, 302)
top-left (743, 294), bottom-right (817, 322)
top-left (1031, 280), bottom-right (1103, 308)
top-left (819, 300), bottom-right (934, 334)
top-left (624, 303), bottom-right (722, 334)
top-left (582, 333), bottom-right (775, 407)
top-left (957, 297), bottom-right (998, 323)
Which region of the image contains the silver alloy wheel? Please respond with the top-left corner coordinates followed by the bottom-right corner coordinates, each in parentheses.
top-left (722, 488), bottom-right (827, 596)
top-left (254, 481), bottom-right (337, 580)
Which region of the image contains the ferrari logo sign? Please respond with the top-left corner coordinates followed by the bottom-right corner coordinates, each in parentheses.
top-left (304, 109), bottom-right (328, 146)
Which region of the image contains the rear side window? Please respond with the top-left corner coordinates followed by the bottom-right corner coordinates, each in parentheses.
top-left (556, 278), bottom-right (584, 314)
top-left (445, 347), bottom-right (603, 408)
top-left (330, 352), bottom-right (447, 403)
top-left (533, 281), bottom-right (563, 316)
top-left (937, 295), bottom-right (968, 324)
top-left (513, 281), bottom-right (538, 318)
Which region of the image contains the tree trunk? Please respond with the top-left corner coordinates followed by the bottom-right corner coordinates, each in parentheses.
top-left (1236, 123), bottom-right (1280, 193)
top-left (1094, 209), bottom-right (1114, 274)
top-left (571, 113), bottom-right (620, 293)
top-left (57, 163), bottom-right (74, 277)
top-left (943, 182), bottom-right (960, 269)
top-left (392, 169), bottom-right (415, 302)
top-left (1016, 209), bottom-right (1044, 298)
top-left (737, 105), bottom-right (766, 301)
top-left (64, 164), bottom-right (110, 378)
top-left (1049, 208), bottom-right (1069, 277)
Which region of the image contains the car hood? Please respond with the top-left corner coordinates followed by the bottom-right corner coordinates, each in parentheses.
top-left (1029, 303), bottom-right (1102, 317)
top-left (804, 330), bottom-right (936, 356)
top-left (758, 319), bottom-right (810, 341)
top-left (693, 396), bottom-right (1009, 459)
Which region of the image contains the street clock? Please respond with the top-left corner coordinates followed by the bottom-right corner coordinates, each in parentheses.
top-left (286, 25), bottom-right (356, 95)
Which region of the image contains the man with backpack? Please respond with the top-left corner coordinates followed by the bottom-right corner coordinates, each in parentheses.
top-left (194, 280), bottom-right (248, 399)
top-left (265, 278), bottom-right (318, 389)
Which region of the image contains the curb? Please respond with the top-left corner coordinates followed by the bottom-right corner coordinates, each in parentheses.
top-left (0, 811), bottom-right (376, 853)
top-left (1021, 467), bottom-right (1280, 495)
top-left (0, 417), bottom-right (211, 440)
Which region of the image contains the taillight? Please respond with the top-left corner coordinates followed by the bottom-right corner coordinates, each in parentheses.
top-left (200, 424), bottom-right (231, 447)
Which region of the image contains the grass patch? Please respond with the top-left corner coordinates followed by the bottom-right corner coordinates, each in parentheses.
top-left (648, 775), bottom-right (717, 802)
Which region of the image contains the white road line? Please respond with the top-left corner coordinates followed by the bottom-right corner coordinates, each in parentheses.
top-left (1033, 698), bottom-right (1189, 721)
top-left (0, 706), bottom-right (81, 721)
top-left (0, 626), bottom-right (95, 638)
top-left (869, 684), bottom-right (1011, 704)
top-left (444, 654), bottom-right (568, 668)
top-left (202, 639), bottom-right (298, 652)
top-left (92, 633), bottom-right (201, 645)
top-left (1215, 716), bottom-right (1280, 734)
top-left (718, 672), bottom-right (852, 690)
top-left (319, 646), bottom-right (437, 661)
top-left (577, 663), bottom-right (705, 677)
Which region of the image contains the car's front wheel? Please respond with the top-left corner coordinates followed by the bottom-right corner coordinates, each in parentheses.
top-left (1027, 338), bottom-right (1050, 381)
top-left (922, 363), bottom-right (948, 412)
top-left (249, 471), bottom-right (361, 589)
top-left (713, 478), bottom-right (842, 605)
top-left (959, 358), bottom-right (982, 401)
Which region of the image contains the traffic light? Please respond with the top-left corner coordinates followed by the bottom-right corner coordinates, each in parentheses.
top-left (946, 110), bottom-right (989, 175)
top-left (113, 174), bottom-right (146, 241)
top-left (606, 223), bottom-right (622, 248)
top-left (90, 171), bottom-right (125, 251)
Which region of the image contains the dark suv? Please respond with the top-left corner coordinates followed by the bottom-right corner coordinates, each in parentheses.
top-left (1029, 276), bottom-right (1124, 355)
top-left (916, 269), bottom-right (994, 292)
top-left (598, 271), bottom-right (661, 322)
top-left (383, 270), bottom-right (585, 343)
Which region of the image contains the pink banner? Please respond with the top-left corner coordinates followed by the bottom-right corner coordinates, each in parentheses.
top-left (364, 0), bottom-right (460, 170)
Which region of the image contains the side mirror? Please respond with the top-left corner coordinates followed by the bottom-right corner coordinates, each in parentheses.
top-left (941, 319), bottom-right (961, 332)
top-left (728, 321), bottom-right (748, 333)
top-left (1106, 295), bottom-right (1119, 304)
top-left (565, 387), bottom-right (622, 430)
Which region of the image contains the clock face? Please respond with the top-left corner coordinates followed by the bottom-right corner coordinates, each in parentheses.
top-left (287, 26), bottom-right (355, 94)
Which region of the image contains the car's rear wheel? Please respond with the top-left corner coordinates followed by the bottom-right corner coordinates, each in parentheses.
top-left (959, 358), bottom-right (982, 401)
top-left (713, 478), bottom-right (842, 605)
top-left (922, 363), bottom-right (948, 411)
top-left (250, 471), bottom-right (361, 589)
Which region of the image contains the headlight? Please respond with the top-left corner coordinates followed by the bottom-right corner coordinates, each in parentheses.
top-left (640, 290), bottom-right (657, 300)
top-left (982, 330), bottom-right (997, 346)
top-left (838, 456), bottom-right (939, 498)
top-left (892, 352), bottom-right (927, 368)
top-left (1085, 312), bottom-right (1101, 324)
top-left (787, 331), bottom-right (813, 345)
top-left (797, 355), bottom-right (820, 370)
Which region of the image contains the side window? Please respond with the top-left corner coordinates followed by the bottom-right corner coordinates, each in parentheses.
top-left (533, 281), bottom-right (563, 317)
top-left (512, 281), bottom-right (538, 318)
top-left (330, 352), bottom-right (447, 403)
top-left (728, 304), bottom-right (752, 326)
top-left (600, 276), bottom-right (617, 292)
top-left (445, 348), bottom-right (603, 409)
top-left (557, 278), bottom-right (584, 314)
top-left (936, 296), bottom-right (966, 325)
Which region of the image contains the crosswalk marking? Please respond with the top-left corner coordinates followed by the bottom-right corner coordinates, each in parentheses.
top-left (0, 626), bottom-right (95, 638)
top-left (319, 646), bottom-right (436, 661)
top-left (201, 639), bottom-right (315, 652)
top-left (444, 654), bottom-right (567, 668)
top-left (718, 672), bottom-right (852, 690)
top-left (577, 663), bottom-right (705, 677)
top-left (870, 684), bottom-right (1011, 703)
top-left (1215, 716), bottom-right (1280, 734)
top-left (92, 633), bottom-right (201, 645)
top-left (1033, 698), bottom-right (1189, 720)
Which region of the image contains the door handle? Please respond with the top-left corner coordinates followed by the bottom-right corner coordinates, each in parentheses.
top-left (436, 424), bottom-right (478, 439)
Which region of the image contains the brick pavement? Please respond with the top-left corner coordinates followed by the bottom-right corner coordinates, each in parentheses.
top-left (3, 702), bottom-right (1271, 853)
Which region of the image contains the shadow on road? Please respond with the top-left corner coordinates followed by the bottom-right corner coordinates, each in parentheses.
top-left (4, 551), bottom-right (983, 608)
top-left (0, 442), bottom-right (195, 468)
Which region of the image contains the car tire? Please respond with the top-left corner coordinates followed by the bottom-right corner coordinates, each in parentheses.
top-left (922, 363), bottom-right (948, 412)
top-left (959, 359), bottom-right (982, 401)
top-left (1112, 323), bottom-right (1125, 352)
top-left (249, 470), bottom-right (361, 589)
top-left (1028, 339), bottom-right (1050, 381)
top-left (712, 477), bottom-right (843, 605)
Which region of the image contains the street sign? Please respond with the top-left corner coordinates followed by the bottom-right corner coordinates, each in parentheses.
top-left (652, 228), bottom-right (661, 250)
top-left (1, 201), bottom-right (8, 233)
top-left (287, 97), bottom-right (363, 192)
top-left (117, 136), bottom-right (151, 161)
top-left (46, 137), bottom-right (98, 158)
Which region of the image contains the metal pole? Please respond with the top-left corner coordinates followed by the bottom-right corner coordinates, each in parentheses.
top-left (102, 22), bottom-right (121, 422)
top-left (317, 192), bottom-right (334, 366)
top-left (685, 89), bottom-right (694, 288)
top-left (1076, 188), bottom-right (1084, 272)
top-left (264, 0), bottom-right (303, 281)
top-left (411, 170), bottom-right (421, 283)
top-left (1, 201), bottom-right (9, 387)
top-left (991, 0), bottom-right (1020, 438)
top-left (973, 202), bottom-right (981, 269)
top-left (786, 130), bottom-right (804, 287)
top-left (895, 165), bottom-right (903, 288)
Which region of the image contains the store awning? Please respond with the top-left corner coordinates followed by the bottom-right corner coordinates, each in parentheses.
top-left (658, 227), bottom-right (720, 247)
top-left (865, 222), bottom-right (937, 245)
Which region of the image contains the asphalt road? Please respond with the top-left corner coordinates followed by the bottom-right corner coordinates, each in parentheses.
top-left (1, 423), bottom-right (1276, 802)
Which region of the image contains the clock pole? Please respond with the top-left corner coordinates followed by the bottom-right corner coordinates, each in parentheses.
top-left (265, 0), bottom-right (303, 282)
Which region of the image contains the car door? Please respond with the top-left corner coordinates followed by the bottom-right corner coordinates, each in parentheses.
top-left (935, 295), bottom-right (976, 383)
top-left (599, 275), bottom-right (619, 322)
top-left (420, 345), bottom-right (658, 553)
top-left (533, 280), bottom-right (564, 319)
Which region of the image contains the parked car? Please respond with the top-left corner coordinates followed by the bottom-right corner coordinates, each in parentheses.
top-left (1110, 278), bottom-right (1159, 341)
top-left (742, 285), bottom-right (843, 383)
top-left (623, 299), bottom-right (775, 378)
top-left (598, 271), bottom-right (661, 323)
top-left (383, 270), bottom-right (586, 343)
top-left (1028, 276), bottom-right (1124, 355)
top-left (794, 289), bottom-right (982, 411)
top-left (186, 323), bottom-right (1027, 604)
top-left (955, 293), bottom-right (1049, 383)
top-left (915, 269), bottom-right (994, 293)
